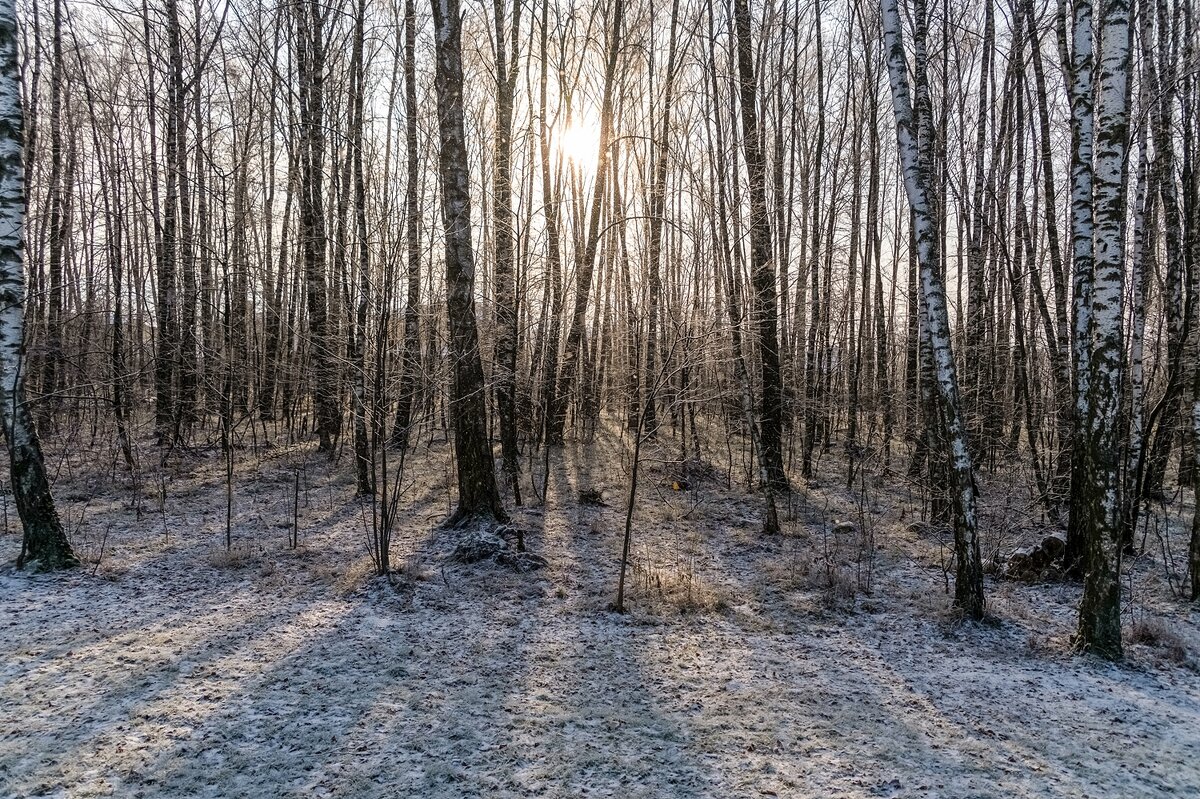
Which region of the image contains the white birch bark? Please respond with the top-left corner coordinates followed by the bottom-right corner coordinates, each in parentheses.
top-left (1076, 0), bottom-right (1130, 659)
top-left (881, 0), bottom-right (983, 618)
top-left (1191, 373), bottom-right (1200, 600)
top-left (1063, 0), bottom-right (1095, 571)
top-left (0, 0), bottom-right (74, 570)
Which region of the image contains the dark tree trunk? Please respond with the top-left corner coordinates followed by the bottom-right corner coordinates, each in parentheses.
top-left (432, 0), bottom-right (506, 525)
top-left (391, 0), bottom-right (421, 453)
top-left (491, 0), bottom-right (523, 503)
top-left (733, 0), bottom-right (787, 492)
top-left (295, 0), bottom-right (340, 453)
top-left (350, 0), bottom-right (373, 495)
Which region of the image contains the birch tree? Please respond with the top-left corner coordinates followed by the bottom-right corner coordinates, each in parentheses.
top-left (0, 0), bottom-right (75, 571)
top-left (1063, 0), bottom-right (1095, 572)
top-left (1075, 0), bottom-right (1130, 659)
top-left (882, 0), bottom-right (984, 618)
top-left (491, 0), bottom-right (523, 503)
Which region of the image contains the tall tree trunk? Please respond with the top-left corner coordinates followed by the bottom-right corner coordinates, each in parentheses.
top-left (1064, 0), bottom-right (1095, 574)
top-left (1191, 363), bottom-right (1200, 599)
top-left (533, 0), bottom-right (565, 450)
top-left (642, 0), bottom-right (681, 439)
top-left (963, 0), bottom-right (994, 451)
top-left (295, 0), bottom-right (340, 453)
top-left (174, 0), bottom-right (196, 439)
top-left (1142, 0), bottom-right (1188, 501)
top-left (432, 0), bottom-right (506, 525)
top-left (1076, 0), bottom-right (1130, 660)
top-left (0, 0), bottom-right (76, 571)
top-left (391, 0), bottom-right (422, 453)
top-left (38, 0), bottom-right (66, 424)
top-left (733, 0), bottom-right (787, 491)
top-left (155, 0), bottom-right (183, 444)
top-left (492, 0), bottom-right (523, 503)
top-left (350, 0), bottom-right (373, 495)
top-left (801, 7), bottom-right (826, 481)
top-left (882, 0), bottom-right (984, 619)
top-left (1027, 0), bottom-right (1072, 506)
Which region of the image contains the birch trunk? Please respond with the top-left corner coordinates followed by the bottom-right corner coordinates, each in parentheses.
top-left (882, 0), bottom-right (983, 618)
top-left (491, 0), bottom-right (523, 503)
top-left (1063, 0), bottom-right (1095, 573)
top-left (1076, 0), bottom-right (1130, 660)
top-left (0, 0), bottom-right (75, 571)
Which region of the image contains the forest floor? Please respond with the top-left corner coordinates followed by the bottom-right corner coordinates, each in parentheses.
top-left (2, 422), bottom-right (1200, 798)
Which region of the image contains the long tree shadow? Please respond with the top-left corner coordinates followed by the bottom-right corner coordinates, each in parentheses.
top-left (471, 434), bottom-right (721, 796)
top-left (581, 420), bottom-right (1200, 796)
top-left (0, 570), bottom-right (320, 795)
top-left (8, 425), bottom-right (1198, 797)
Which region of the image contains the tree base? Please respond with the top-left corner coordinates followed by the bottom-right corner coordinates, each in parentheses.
top-left (449, 523), bottom-right (546, 573)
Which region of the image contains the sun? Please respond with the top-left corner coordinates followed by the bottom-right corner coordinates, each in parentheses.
top-left (554, 120), bottom-right (601, 171)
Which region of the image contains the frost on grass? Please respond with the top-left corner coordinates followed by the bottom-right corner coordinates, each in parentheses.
top-left (1, 434), bottom-right (1199, 798)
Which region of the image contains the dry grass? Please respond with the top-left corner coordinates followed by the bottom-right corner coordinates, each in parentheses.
top-left (206, 543), bottom-right (255, 569)
top-left (624, 550), bottom-right (730, 615)
top-left (762, 522), bottom-right (874, 612)
top-left (1128, 616), bottom-right (1192, 666)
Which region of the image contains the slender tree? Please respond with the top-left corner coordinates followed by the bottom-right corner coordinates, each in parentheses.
top-left (491, 0), bottom-right (523, 503)
top-left (882, 0), bottom-right (984, 618)
top-left (295, 0), bottom-right (340, 453)
top-left (1064, 0), bottom-right (1095, 573)
top-left (391, 0), bottom-right (422, 453)
top-left (732, 0), bottom-right (787, 491)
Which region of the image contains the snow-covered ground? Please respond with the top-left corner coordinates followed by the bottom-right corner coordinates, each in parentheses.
top-left (2, 430), bottom-right (1199, 798)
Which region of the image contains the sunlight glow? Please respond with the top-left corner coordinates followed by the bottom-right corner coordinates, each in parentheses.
top-left (554, 120), bottom-right (601, 171)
